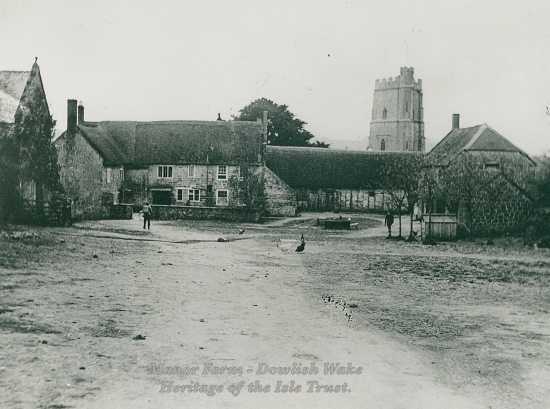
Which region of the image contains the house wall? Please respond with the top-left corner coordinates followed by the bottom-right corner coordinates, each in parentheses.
top-left (55, 132), bottom-right (120, 219)
top-left (263, 167), bottom-right (296, 216)
top-left (464, 151), bottom-right (535, 189)
top-left (463, 175), bottom-right (535, 236)
top-left (126, 164), bottom-right (241, 207)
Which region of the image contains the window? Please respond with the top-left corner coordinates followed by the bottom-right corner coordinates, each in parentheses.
top-left (188, 189), bottom-right (200, 202)
top-left (120, 167), bottom-right (124, 181)
top-left (217, 190), bottom-right (229, 206)
top-left (217, 165), bottom-right (227, 180)
top-left (106, 168), bottom-right (112, 184)
top-left (382, 108), bottom-right (387, 119)
top-left (405, 101), bottom-right (409, 112)
top-left (405, 142), bottom-right (409, 150)
top-left (188, 165), bottom-right (195, 178)
top-left (381, 139), bottom-right (386, 151)
top-left (368, 191), bottom-right (376, 197)
top-left (484, 163), bottom-right (500, 171)
top-left (157, 166), bottom-right (173, 178)
top-left (157, 166), bottom-right (172, 178)
top-left (177, 188), bottom-right (184, 201)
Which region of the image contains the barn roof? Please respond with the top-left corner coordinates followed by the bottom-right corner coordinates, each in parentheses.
top-left (428, 124), bottom-right (535, 166)
top-left (0, 71), bottom-right (31, 123)
top-left (266, 146), bottom-right (424, 190)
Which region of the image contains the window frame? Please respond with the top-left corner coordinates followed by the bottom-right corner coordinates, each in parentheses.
top-left (177, 188), bottom-right (184, 202)
top-left (217, 165), bottom-right (227, 180)
top-left (216, 189), bottom-right (229, 206)
top-left (188, 189), bottom-right (201, 202)
top-left (188, 165), bottom-right (195, 178)
top-left (157, 165), bottom-right (173, 179)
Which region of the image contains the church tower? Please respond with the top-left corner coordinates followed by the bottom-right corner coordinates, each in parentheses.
top-left (368, 67), bottom-right (424, 152)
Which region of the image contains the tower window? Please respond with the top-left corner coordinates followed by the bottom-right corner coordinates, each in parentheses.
top-left (382, 108), bottom-right (387, 119)
top-left (406, 142), bottom-right (409, 150)
top-left (381, 139), bottom-right (386, 151)
top-left (405, 102), bottom-right (409, 112)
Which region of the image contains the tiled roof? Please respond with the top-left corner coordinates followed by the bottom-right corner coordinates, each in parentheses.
top-left (266, 146), bottom-right (424, 190)
top-left (0, 71), bottom-right (30, 123)
top-left (428, 124), bottom-right (534, 166)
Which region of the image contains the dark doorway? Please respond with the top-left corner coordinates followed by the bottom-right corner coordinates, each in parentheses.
top-left (152, 190), bottom-right (171, 205)
top-left (325, 191), bottom-right (335, 212)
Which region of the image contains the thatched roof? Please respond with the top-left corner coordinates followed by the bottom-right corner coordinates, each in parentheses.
top-left (266, 146), bottom-right (424, 190)
top-left (59, 119), bottom-right (264, 167)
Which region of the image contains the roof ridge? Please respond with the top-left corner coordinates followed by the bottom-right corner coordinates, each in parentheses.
top-left (482, 124), bottom-right (536, 164)
top-left (462, 124), bottom-right (486, 151)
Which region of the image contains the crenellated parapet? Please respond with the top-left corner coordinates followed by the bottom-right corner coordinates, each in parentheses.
top-left (375, 67), bottom-right (422, 90)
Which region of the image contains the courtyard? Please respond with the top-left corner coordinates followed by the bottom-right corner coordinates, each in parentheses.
top-left (0, 214), bottom-right (549, 408)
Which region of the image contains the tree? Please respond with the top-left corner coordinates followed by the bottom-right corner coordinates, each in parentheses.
top-left (379, 154), bottom-right (425, 240)
top-left (228, 167), bottom-right (267, 215)
top-left (233, 98), bottom-right (329, 147)
top-left (11, 96), bottom-right (61, 224)
top-left (419, 165), bottom-right (446, 244)
top-left (0, 130), bottom-right (21, 224)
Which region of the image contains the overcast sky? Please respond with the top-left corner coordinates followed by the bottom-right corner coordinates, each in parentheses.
top-left (1, 0), bottom-right (549, 155)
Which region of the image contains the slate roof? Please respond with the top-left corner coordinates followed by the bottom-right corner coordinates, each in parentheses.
top-left (0, 71), bottom-right (31, 123)
top-left (428, 124), bottom-right (535, 166)
top-left (67, 119), bottom-right (264, 167)
top-left (266, 146), bottom-right (424, 190)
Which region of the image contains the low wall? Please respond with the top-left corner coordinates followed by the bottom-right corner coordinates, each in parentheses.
top-left (110, 204), bottom-right (133, 219)
top-left (151, 205), bottom-right (261, 222)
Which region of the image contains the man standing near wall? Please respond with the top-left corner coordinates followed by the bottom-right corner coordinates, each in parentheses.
top-left (142, 202), bottom-right (153, 229)
top-left (385, 212), bottom-right (394, 238)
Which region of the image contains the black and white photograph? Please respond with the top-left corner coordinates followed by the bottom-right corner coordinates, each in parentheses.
top-left (1, 1), bottom-right (550, 408)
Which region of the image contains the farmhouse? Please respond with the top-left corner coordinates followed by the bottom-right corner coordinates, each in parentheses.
top-left (427, 114), bottom-right (537, 235)
top-left (55, 101), bottom-right (296, 220)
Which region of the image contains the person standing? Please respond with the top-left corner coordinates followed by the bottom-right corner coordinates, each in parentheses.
top-left (384, 212), bottom-right (394, 238)
top-left (142, 202), bottom-right (153, 229)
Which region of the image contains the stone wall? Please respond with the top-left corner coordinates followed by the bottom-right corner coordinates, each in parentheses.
top-left (463, 174), bottom-right (535, 236)
top-left (125, 164), bottom-right (242, 207)
top-left (263, 168), bottom-right (296, 216)
top-left (55, 132), bottom-right (114, 219)
top-left (151, 205), bottom-right (261, 222)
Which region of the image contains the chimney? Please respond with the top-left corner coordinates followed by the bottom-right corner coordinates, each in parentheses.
top-left (78, 102), bottom-right (84, 125)
top-left (452, 114), bottom-right (460, 130)
top-left (67, 99), bottom-right (77, 133)
top-left (217, 113), bottom-right (222, 121)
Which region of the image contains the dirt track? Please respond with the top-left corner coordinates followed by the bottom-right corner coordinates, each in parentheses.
top-left (1, 214), bottom-right (549, 408)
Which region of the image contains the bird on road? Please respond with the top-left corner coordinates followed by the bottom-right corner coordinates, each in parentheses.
top-left (238, 229), bottom-right (245, 234)
top-left (295, 234), bottom-right (305, 253)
